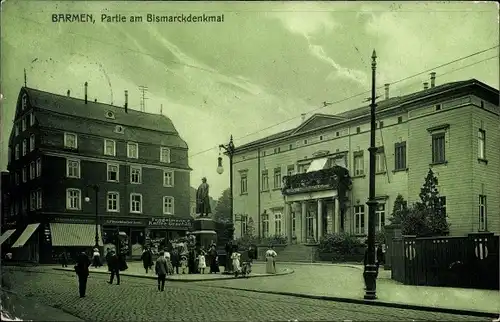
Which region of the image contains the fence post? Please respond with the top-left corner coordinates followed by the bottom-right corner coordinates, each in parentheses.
top-left (402, 235), bottom-right (417, 285)
top-left (467, 232), bottom-right (498, 289)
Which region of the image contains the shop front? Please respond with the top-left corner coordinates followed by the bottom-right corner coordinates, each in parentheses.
top-left (147, 217), bottom-right (193, 254)
top-left (102, 218), bottom-right (149, 258)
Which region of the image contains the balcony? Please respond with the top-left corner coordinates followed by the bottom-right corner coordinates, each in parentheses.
top-left (282, 166), bottom-right (352, 195)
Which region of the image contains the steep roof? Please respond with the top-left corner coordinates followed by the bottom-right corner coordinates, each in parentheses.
top-left (22, 87), bottom-right (188, 148)
top-left (235, 79), bottom-right (497, 152)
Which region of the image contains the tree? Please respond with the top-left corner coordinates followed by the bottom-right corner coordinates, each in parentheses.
top-left (214, 188), bottom-right (231, 224)
top-left (389, 194), bottom-right (408, 225)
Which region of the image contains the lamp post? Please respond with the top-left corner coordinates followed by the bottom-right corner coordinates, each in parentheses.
top-left (364, 50), bottom-right (379, 300)
top-left (217, 135), bottom-right (236, 228)
top-left (85, 184), bottom-right (100, 249)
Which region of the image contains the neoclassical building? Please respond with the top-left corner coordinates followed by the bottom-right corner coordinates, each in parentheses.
top-left (231, 76), bottom-right (499, 243)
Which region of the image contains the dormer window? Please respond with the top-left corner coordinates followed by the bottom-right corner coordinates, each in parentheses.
top-left (105, 111), bottom-right (115, 119)
top-left (14, 125), bottom-right (19, 136)
top-left (160, 147), bottom-right (171, 163)
top-left (64, 132), bottom-right (78, 149)
top-left (114, 125), bottom-right (125, 134)
top-left (21, 118), bottom-right (26, 132)
top-left (21, 94), bottom-right (27, 110)
top-left (30, 112), bottom-right (35, 126)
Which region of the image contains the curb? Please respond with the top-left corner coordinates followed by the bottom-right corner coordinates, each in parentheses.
top-left (202, 286), bottom-right (498, 318)
top-left (52, 267), bottom-right (294, 282)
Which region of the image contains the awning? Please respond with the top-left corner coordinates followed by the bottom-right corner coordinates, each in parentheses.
top-left (50, 223), bottom-right (104, 247)
top-left (11, 224), bottom-right (40, 248)
top-left (307, 158), bottom-right (328, 173)
top-left (0, 229), bottom-right (16, 246)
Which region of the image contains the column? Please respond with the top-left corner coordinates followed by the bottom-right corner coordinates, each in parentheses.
top-left (312, 209), bottom-right (317, 242)
top-left (301, 201), bottom-right (307, 243)
top-left (317, 199), bottom-right (323, 241)
top-left (334, 198), bottom-right (340, 233)
top-left (285, 202), bottom-right (292, 244)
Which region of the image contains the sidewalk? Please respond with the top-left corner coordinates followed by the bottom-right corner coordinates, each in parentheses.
top-left (1, 289), bottom-right (83, 321)
top-left (53, 261), bottom-right (294, 282)
top-left (193, 263), bottom-right (500, 317)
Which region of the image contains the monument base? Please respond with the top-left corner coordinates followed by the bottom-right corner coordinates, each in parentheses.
top-left (191, 216), bottom-right (217, 250)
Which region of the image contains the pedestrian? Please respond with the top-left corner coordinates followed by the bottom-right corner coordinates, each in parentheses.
top-left (60, 249), bottom-right (68, 268)
top-left (209, 244), bottom-right (219, 273)
top-left (180, 255), bottom-right (188, 274)
top-left (265, 245), bottom-right (277, 274)
top-left (107, 250), bottom-right (120, 285)
top-left (188, 249), bottom-right (196, 274)
top-left (141, 247), bottom-right (153, 274)
top-left (225, 241), bottom-right (233, 273)
top-left (74, 251), bottom-right (91, 298)
top-left (231, 245), bottom-right (241, 276)
top-left (198, 250), bottom-right (206, 274)
top-left (171, 247), bottom-right (180, 274)
top-left (155, 251), bottom-right (168, 292)
top-left (164, 248), bottom-right (174, 275)
top-left (92, 248), bottom-right (101, 268)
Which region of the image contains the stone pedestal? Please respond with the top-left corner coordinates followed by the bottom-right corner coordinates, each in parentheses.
top-left (191, 216), bottom-right (217, 250)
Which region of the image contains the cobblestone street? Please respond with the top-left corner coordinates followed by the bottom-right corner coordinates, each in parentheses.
top-left (2, 267), bottom-right (491, 321)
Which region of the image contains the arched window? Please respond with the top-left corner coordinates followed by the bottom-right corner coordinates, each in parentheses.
top-left (22, 94), bottom-right (28, 109)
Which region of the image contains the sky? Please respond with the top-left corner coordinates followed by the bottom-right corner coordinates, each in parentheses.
top-left (1, 1), bottom-right (498, 199)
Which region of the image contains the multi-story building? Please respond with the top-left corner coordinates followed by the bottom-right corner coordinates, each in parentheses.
top-left (231, 76), bottom-right (499, 243)
top-left (4, 85), bottom-right (192, 262)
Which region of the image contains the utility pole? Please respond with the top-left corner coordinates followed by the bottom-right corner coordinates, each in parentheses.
top-left (138, 85), bottom-right (148, 112)
top-left (364, 49), bottom-right (379, 300)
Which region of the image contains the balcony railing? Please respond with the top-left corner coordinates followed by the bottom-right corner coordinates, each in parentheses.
top-left (282, 166), bottom-right (352, 195)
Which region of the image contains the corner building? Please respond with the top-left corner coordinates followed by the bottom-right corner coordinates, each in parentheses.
top-left (231, 78), bottom-right (499, 243)
top-left (4, 86), bottom-right (192, 262)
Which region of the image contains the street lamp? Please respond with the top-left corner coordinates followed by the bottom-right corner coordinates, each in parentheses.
top-left (364, 49), bottom-right (379, 300)
top-left (218, 135), bottom-right (236, 222)
top-left (85, 184), bottom-right (100, 249)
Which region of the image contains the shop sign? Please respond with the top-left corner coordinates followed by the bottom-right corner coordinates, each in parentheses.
top-left (103, 219), bottom-right (146, 226)
top-left (52, 217), bottom-right (94, 224)
top-left (148, 217), bottom-right (193, 230)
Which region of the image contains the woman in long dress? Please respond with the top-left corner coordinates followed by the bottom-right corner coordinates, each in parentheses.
top-left (265, 246), bottom-right (277, 274)
top-left (231, 249), bottom-right (241, 275)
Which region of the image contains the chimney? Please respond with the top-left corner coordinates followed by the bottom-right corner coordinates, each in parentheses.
top-left (124, 90), bottom-right (128, 113)
top-left (430, 72), bottom-right (436, 88)
top-left (67, 90), bottom-right (70, 97)
top-left (384, 83), bottom-right (390, 100)
top-left (84, 82), bottom-right (88, 104)
top-left (94, 99), bottom-right (97, 102)
top-left (301, 113), bottom-right (306, 123)
top-left (423, 82), bottom-right (429, 90)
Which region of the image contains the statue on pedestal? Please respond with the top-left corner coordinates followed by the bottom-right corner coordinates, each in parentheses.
top-left (196, 177), bottom-right (212, 217)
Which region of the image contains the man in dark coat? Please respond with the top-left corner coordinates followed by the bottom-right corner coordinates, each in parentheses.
top-left (209, 244), bottom-right (220, 273)
top-left (188, 249), bottom-right (196, 274)
top-left (61, 249), bottom-right (68, 268)
top-left (141, 247), bottom-right (153, 274)
top-left (75, 251), bottom-right (91, 298)
top-left (107, 250), bottom-right (120, 285)
top-left (225, 241), bottom-right (233, 273)
top-left (171, 248), bottom-right (180, 274)
top-left (196, 177), bottom-right (211, 217)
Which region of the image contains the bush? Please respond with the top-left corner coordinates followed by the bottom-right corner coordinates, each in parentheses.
top-left (318, 232), bottom-right (364, 255)
top-left (375, 230), bottom-right (386, 245)
top-left (260, 234), bottom-right (287, 246)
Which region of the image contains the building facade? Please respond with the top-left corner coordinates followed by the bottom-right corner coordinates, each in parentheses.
top-left (4, 86), bottom-right (192, 262)
top-left (231, 77), bottom-right (499, 243)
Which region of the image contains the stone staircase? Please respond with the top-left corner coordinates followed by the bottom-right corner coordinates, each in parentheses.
top-left (277, 244), bottom-right (317, 263)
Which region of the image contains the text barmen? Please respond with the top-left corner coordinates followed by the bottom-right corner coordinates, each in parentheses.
top-left (52, 14), bottom-right (95, 23)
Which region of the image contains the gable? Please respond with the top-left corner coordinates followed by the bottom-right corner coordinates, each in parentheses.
top-left (14, 89), bottom-right (30, 121)
top-left (292, 114), bottom-right (344, 135)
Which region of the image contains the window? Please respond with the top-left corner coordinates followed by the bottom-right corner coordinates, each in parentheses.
top-left (30, 191), bottom-right (36, 211)
top-left (29, 161), bottom-right (36, 180)
top-left (356, 127), bottom-right (361, 134)
top-left (66, 159), bottom-right (81, 178)
top-left (319, 135), bottom-right (323, 141)
top-left (30, 190), bottom-right (42, 211)
top-left (160, 147), bottom-right (171, 163)
top-left (66, 189), bottom-right (81, 210)
top-left (303, 139), bottom-right (308, 145)
top-left (378, 121), bottom-right (384, 129)
top-left (289, 144), bottom-right (293, 150)
top-left (163, 196), bottom-right (174, 215)
top-left (114, 125), bottom-right (124, 134)
top-left (298, 163), bottom-right (310, 173)
top-left (273, 167), bottom-right (282, 189)
top-left (21, 94), bottom-right (27, 109)
top-left (15, 172), bottom-right (19, 186)
top-left (22, 197), bottom-right (27, 213)
top-left (15, 145), bottom-right (19, 160)
top-left (435, 104), bottom-right (442, 111)
top-left (15, 125), bottom-right (19, 136)
top-left (107, 164), bottom-right (119, 182)
top-left (291, 212), bottom-right (296, 236)
top-left (22, 118), bottom-right (26, 132)
top-left (107, 192), bottom-right (119, 212)
top-left (262, 213), bottom-right (269, 238)
top-left (287, 165), bottom-right (295, 176)
top-left (375, 148), bottom-right (385, 173)
top-left (22, 167), bottom-right (27, 183)
top-left (274, 212), bottom-right (282, 235)
top-left (432, 133), bottom-right (446, 164)
top-left (36, 190), bottom-right (42, 209)
top-left (64, 132), bottom-right (78, 149)
top-left (105, 111), bottom-right (115, 119)
top-left (130, 166), bottom-right (142, 184)
top-left (261, 151), bottom-right (266, 157)
top-left (241, 215), bottom-right (248, 236)
top-left (130, 193), bottom-right (142, 213)
top-left (29, 134), bottom-right (35, 151)
top-left (438, 196), bottom-right (447, 217)
top-left (394, 142), bottom-right (407, 171)
top-left (127, 142), bottom-right (139, 159)
top-left (274, 147), bottom-right (280, 154)
top-left (240, 173), bottom-right (248, 194)
top-left (398, 116), bottom-right (403, 124)
top-left (30, 112), bottom-right (35, 126)
top-left (22, 140), bottom-right (27, 156)
top-left (354, 205), bottom-right (365, 235)
top-left (478, 129), bottom-right (485, 159)
top-left (375, 204), bottom-right (386, 232)
top-left (104, 139), bottom-right (116, 156)
top-left (163, 170), bottom-right (174, 187)
top-left (480, 101), bottom-right (485, 109)
top-left (479, 195), bottom-right (487, 231)
top-left (261, 170), bottom-right (269, 191)
top-left (353, 153), bottom-right (364, 176)
top-left (36, 158), bottom-right (41, 177)
top-left (336, 131), bottom-right (340, 137)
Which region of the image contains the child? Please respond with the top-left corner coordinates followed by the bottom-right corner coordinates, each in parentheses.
top-left (180, 255), bottom-right (188, 274)
top-left (198, 251), bottom-right (206, 274)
